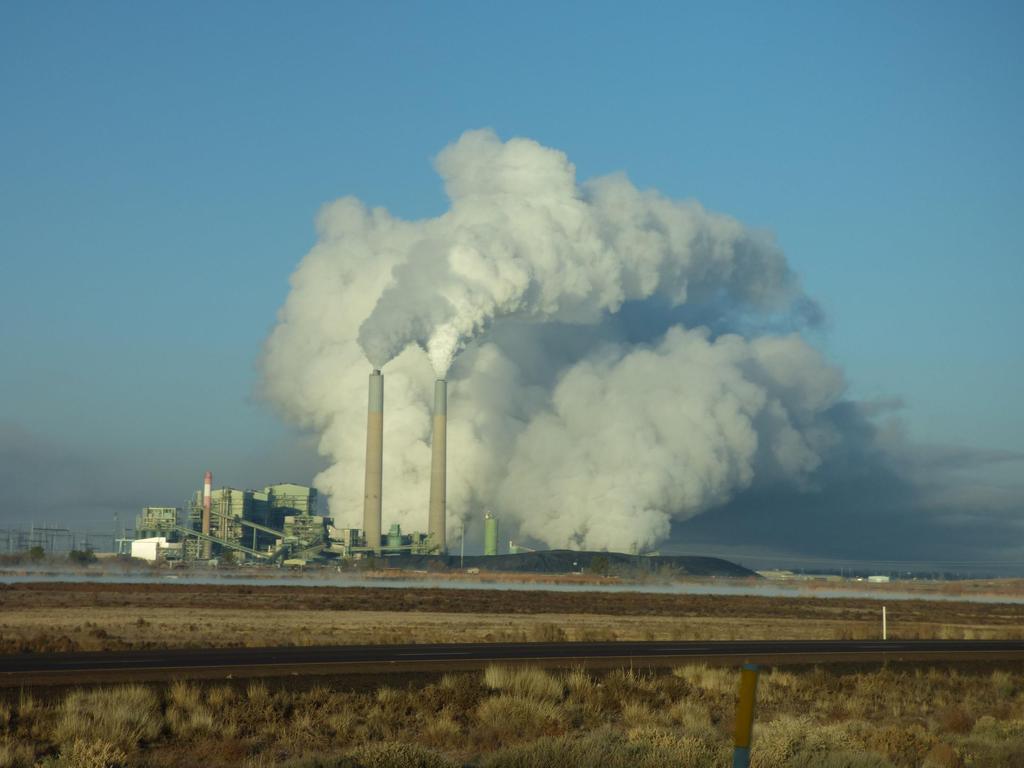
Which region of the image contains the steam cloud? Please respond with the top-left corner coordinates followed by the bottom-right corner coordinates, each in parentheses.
top-left (262, 129), bottom-right (849, 550)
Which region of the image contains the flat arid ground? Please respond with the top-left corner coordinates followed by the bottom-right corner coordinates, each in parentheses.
top-left (2, 581), bottom-right (1024, 654)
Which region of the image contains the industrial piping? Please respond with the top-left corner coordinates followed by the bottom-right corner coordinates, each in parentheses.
top-left (362, 370), bottom-right (383, 554)
top-left (428, 379), bottom-right (447, 554)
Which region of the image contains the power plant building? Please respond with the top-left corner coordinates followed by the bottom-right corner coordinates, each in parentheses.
top-left (178, 480), bottom-right (324, 561)
top-left (135, 507), bottom-right (180, 538)
top-left (266, 483), bottom-right (318, 521)
top-left (134, 370), bottom-right (456, 565)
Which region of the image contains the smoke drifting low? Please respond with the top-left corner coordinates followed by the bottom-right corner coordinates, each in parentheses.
top-left (261, 130), bottom-right (865, 549)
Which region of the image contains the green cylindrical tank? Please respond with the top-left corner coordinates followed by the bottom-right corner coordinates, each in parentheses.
top-left (386, 523), bottom-right (402, 549)
top-left (484, 514), bottom-right (499, 556)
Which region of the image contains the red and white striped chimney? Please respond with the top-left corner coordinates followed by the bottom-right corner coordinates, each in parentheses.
top-left (202, 470), bottom-right (212, 539)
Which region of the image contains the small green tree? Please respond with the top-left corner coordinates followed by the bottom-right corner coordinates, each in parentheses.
top-left (68, 548), bottom-right (97, 565)
top-left (28, 545), bottom-right (45, 562)
top-left (589, 555), bottom-right (609, 576)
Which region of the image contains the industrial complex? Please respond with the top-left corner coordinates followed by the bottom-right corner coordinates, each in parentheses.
top-left (128, 370), bottom-right (467, 565)
top-left (65, 369), bottom-right (751, 578)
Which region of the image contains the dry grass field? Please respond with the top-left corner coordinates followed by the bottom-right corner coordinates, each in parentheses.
top-left (4, 583), bottom-right (1024, 765)
top-left (2, 662), bottom-right (1024, 767)
top-left (1, 582), bottom-right (1023, 653)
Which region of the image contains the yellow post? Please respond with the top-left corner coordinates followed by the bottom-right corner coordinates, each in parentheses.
top-left (732, 663), bottom-right (760, 768)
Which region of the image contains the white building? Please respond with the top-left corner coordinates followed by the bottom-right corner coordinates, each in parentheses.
top-left (130, 536), bottom-right (168, 562)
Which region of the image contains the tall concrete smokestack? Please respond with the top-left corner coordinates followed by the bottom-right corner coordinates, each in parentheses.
top-left (362, 369), bottom-right (383, 554)
top-left (428, 378), bottom-right (447, 554)
top-left (201, 470), bottom-right (212, 559)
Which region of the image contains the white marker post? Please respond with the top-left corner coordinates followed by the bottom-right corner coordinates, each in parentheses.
top-left (882, 605), bottom-right (887, 640)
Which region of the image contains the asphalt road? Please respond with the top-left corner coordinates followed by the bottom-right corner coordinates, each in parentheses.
top-left (3, 639), bottom-right (1024, 685)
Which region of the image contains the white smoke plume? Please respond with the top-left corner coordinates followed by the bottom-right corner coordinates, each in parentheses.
top-left (357, 129), bottom-right (811, 376)
top-left (262, 129), bottom-right (846, 550)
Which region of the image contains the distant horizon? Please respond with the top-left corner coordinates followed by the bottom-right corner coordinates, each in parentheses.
top-left (4, 521), bottom-right (1023, 579)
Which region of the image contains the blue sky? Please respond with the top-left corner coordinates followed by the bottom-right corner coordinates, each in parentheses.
top-left (1, 1), bottom-right (1021, 540)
